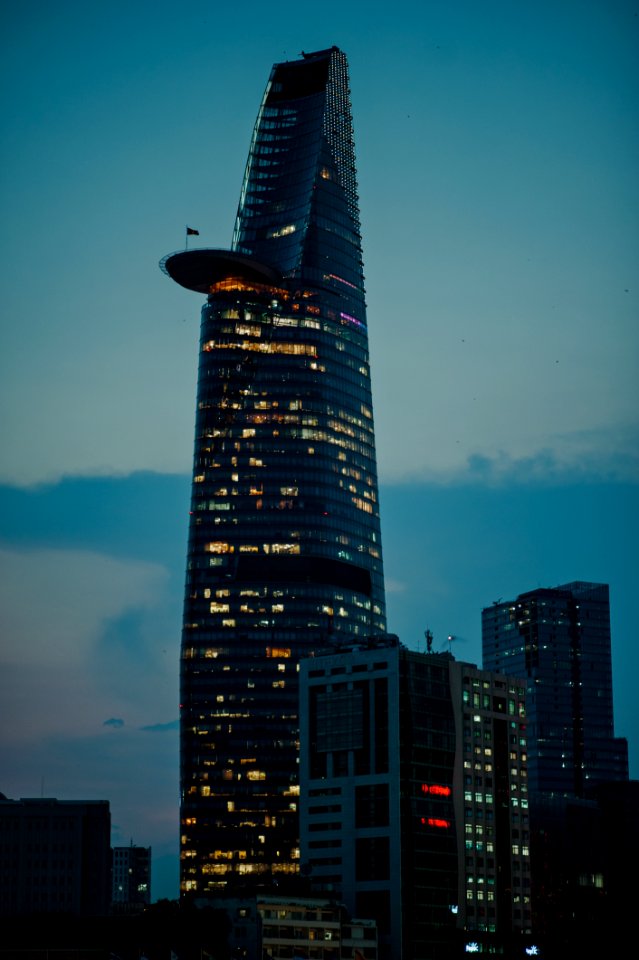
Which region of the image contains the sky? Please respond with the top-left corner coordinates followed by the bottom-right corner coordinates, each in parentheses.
top-left (1, 0), bottom-right (637, 902)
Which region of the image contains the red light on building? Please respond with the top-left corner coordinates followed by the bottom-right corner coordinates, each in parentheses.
top-left (421, 817), bottom-right (451, 829)
top-left (421, 783), bottom-right (451, 797)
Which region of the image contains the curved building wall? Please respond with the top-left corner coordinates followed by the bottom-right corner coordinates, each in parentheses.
top-left (176, 46), bottom-right (385, 898)
top-left (233, 47), bottom-right (366, 322)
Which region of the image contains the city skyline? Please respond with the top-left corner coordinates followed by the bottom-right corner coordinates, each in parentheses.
top-left (1, 1), bottom-right (637, 902)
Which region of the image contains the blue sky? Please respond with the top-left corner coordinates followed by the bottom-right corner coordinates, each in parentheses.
top-left (1, 1), bottom-right (637, 901)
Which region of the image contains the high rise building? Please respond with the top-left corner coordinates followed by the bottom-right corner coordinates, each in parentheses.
top-left (161, 47), bottom-right (386, 898)
top-left (299, 641), bottom-right (532, 960)
top-left (481, 581), bottom-right (629, 947)
top-left (481, 581), bottom-right (628, 797)
top-left (450, 661), bottom-right (532, 949)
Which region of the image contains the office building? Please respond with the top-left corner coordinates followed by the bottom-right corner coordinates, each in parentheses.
top-left (481, 582), bottom-right (628, 798)
top-left (0, 796), bottom-right (111, 917)
top-left (481, 581), bottom-right (629, 948)
top-left (112, 843), bottom-right (151, 914)
top-left (160, 47), bottom-right (386, 897)
top-left (451, 660), bottom-right (533, 951)
top-left (299, 641), bottom-right (532, 959)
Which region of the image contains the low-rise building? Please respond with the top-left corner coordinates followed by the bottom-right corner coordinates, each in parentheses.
top-left (0, 795), bottom-right (111, 917)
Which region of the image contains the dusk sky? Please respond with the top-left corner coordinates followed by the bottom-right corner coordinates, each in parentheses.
top-left (1, 1), bottom-right (637, 901)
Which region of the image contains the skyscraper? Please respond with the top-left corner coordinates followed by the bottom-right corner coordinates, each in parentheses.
top-left (481, 582), bottom-right (629, 947)
top-left (481, 581), bottom-right (628, 798)
top-left (161, 47), bottom-right (386, 898)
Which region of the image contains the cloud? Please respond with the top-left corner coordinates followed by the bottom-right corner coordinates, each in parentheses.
top-left (0, 546), bottom-right (177, 747)
top-left (140, 720), bottom-right (179, 733)
top-left (0, 542), bottom-right (181, 887)
top-left (380, 420), bottom-right (639, 487)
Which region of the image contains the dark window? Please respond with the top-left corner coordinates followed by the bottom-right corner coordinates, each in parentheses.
top-left (356, 836), bottom-right (390, 881)
top-left (355, 783), bottom-right (389, 828)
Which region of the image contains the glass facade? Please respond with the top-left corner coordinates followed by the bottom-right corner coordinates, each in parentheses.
top-left (161, 47), bottom-right (386, 897)
top-left (481, 583), bottom-right (629, 945)
top-left (482, 582), bottom-right (628, 797)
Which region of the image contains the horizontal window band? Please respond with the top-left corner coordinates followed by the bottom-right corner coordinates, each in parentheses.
top-left (233, 554), bottom-right (372, 596)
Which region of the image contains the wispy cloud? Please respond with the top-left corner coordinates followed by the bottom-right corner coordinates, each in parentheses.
top-left (382, 421), bottom-right (639, 488)
top-left (0, 543), bottom-right (180, 879)
top-left (141, 720), bottom-right (179, 733)
top-left (0, 546), bottom-right (177, 746)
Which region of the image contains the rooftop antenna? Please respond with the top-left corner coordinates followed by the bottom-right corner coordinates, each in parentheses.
top-left (425, 628), bottom-right (433, 653)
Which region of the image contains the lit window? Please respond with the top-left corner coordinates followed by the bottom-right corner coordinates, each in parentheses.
top-left (205, 542), bottom-right (232, 554)
top-left (268, 543), bottom-right (300, 554)
top-left (266, 646), bottom-right (291, 659)
top-left (268, 223), bottom-right (296, 238)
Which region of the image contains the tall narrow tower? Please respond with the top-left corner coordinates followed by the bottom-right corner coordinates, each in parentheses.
top-left (161, 47), bottom-right (386, 898)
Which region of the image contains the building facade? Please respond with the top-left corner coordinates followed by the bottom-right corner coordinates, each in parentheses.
top-left (450, 660), bottom-right (533, 949)
top-left (222, 894), bottom-right (378, 960)
top-left (481, 582), bottom-right (628, 798)
top-left (481, 581), bottom-right (629, 949)
top-left (0, 796), bottom-right (111, 918)
top-left (299, 642), bottom-right (532, 960)
top-left (259, 896), bottom-right (377, 960)
top-left (161, 47), bottom-right (386, 898)
top-left (112, 843), bottom-right (151, 914)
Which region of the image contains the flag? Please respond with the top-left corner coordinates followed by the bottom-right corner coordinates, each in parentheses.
top-left (186, 226), bottom-right (199, 235)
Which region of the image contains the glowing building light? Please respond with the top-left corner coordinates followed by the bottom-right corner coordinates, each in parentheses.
top-left (421, 783), bottom-right (452, 797)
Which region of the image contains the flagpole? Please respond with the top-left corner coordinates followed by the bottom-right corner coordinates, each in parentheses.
top-left (185, 226), bottom-right (200, 249)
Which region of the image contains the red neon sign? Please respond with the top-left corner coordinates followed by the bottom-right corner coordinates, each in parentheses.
top-left (421, 817), bottom-right (451, 829)
top-left (421, 783), bottom-right (451, 797)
